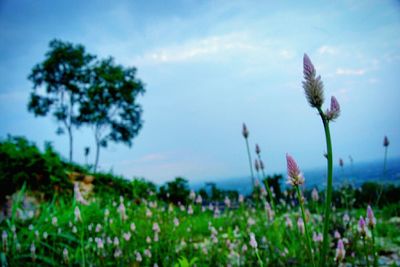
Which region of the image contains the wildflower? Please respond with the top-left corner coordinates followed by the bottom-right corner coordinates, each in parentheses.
top-left (144, 248), bottom-right (152, 258)
top-left (260, 160), bottom-right (265, 170)
top-left (52, 217), bottom-right (58, 226)
top-left (255, 144), bottom-right (261, 155)
top-left (189, 190), bottom-right (196, 200)
top-left (146, 209), bottom-right (152, 218)
top-left (285, 215), bottom-right (293, 229)
top-left (343, 213), bottom-right (350, 224)
top-left (30, 242), bottom-right (36, 261)
top-left (242, 123), bottom-right (249, 138)
top-left (117, 202), bottom-right (127, 221)
top-left (2, 230), bottom-right (7, 252)
top-left (302, 53), bottom-right (324, 108)
top-left (104, 208), bottom-right (110, 218)
top-left (135, 251), bottom-right (142, 262)
top-left (195, 195), bottom-right (202, 204)
top-left (383, 136), bottom-right (389, 147)
top-left (335, 239), bottom-right (346, 262)
top-left (114, 248), bottom-right (122, 258)
top-left (239, 195), bottom-right (244, 203)
top-left (255, 159), bottom-right (260, 172)
top-left (74, 206), bottom-right (81, 222)
top-left (74, 183), bottom-right (88, 205)
top-left (173, 217), bottom-right (179, 227)
top-left (358, 216), bottom-right (367, 236)
top-left (123, 232), bottom-right (131, 241)
top-left (249, 232), bottom-right (257, 249)
top-left (43, 231), bottom-right (48, 239)
top-left (297, 218), bottom-right (305, 234)
top-left (152, 222), bottom-right (160, 233)
top-left (326, 96), bottom-right (341, 121)
top-left (247, 217), bottom-right (256, 227)
top-left (366, 205), bottom-right (376, 229)
top-left (146, 236), bottom-right (151, 244)
top-left (154, 233), bottom-right (159, 242)
top-left (95, 223), bottom-right (102, 233)
top-left (113, 237), bottom-right (119, 247)
top-left (96, 238), bottom-right (104, 250)
top-left (63, 248), bottom-right (69, 263)
top-left (286, 154), bottom-right (305, 186)
top-left (224, 196), bottom-right (231, 208)
top-left (313, 232), bottom-right (323, 243)
top-left (187, 205), bottom-right (194, 215)
top-left (242, 244), bottom-right (248, 253)
top-left (334, 230), bottom-right (341, 239)
top-left (130, 222), bottom-right (136, 232)
top-left (311, 188), bottom-right (319, 202)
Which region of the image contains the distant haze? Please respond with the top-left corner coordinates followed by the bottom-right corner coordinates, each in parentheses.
top-left (0, 0), bottom-right (399, 184)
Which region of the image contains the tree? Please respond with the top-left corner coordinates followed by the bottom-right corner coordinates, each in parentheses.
top-left (78, 58), bottom-right (145, 172)
top-left (28, 39), bottom-right (95, 162)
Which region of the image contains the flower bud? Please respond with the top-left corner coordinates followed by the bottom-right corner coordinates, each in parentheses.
top-left (286, 154), bottom-right (305, 186)
top-left (326, 96), bottom-right (340, 121)
top-left (242, 123), bottom-right (249, 139)
top-left (302, 54), bottom-right (324, 108)
top-left (383, 136), bottom-right (389, 147)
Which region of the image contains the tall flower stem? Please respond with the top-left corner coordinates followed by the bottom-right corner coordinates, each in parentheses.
top-left (371, 229), bottom-right (378, 267)
top-left (363, 237), bottom-right (370, 267)
top-left (258, 155), bottom-right (276, 211)
top-left (245, 138), bottom-right (255, 189)
top-left (317, 108), bottom-right (333, 267)
top-left (295, 185), bottom-right (316, 267)
top-left (255, 249), bottom-right (264, 267)
top-left (383, 146), bottom-right (388, 176)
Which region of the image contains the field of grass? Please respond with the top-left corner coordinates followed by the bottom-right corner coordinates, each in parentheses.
top-left (1, 184), bottom-right (400, 266)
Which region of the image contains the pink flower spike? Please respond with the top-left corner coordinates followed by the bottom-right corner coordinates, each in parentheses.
top-left (286, 154), bottom-right (305, 186)
top-left (303, 53), bottom-right (315, 78)
top-left (366, 205), bottom-right (376, 229)
top-left (358, 216), bottom-right (367, 236)
top-left (242, 123), bottom-right (249, 138)
top-left (326, 96), bottom-right (340, 121)
top-left (383, 136), bottom-right (389, 147)
top-left (335, 239), bottom-right (346, 262)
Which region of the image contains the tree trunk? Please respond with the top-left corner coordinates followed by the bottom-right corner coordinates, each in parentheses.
top-left (94, 140), bottom-right (100, 173)
top-left (68, 126), bottom-right (73, 162)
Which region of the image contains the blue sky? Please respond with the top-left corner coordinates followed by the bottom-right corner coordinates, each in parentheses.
top-left (0, 0), bottom-right (399, 184)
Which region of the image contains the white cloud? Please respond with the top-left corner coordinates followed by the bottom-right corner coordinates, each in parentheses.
top-left (318, 45), bottom-right (337, 55)
top-left (335, 68), bottom-right (365, 76)
top-left (279, 49), bottom-right (295, 60)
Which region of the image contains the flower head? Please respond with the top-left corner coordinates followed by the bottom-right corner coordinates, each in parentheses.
top-left (254, 159), bottom-right (260, 172)
top-left (383, 136), bottom-right (389, 147)
top-left (255, 144), bottom-right (261, 155)
top-left (242, 123), bottom-right (249, 139)
top-left (335, 239), bottom-right (346, 262)
top-left (259, 160), bottom-right (264, 170)
top-left (358, 216), bottom-right (367, 236)
top-left (339, 158), bottom-right (344, 167)
top-left (249, 232), bottom-right (257, 249)
top-left (286, 154), bottom-right (305, 186)
top-left (366, 205), bottom-right (376, 229)
top-left (326, 96), bottom-right (340, 121)
top-left (302, 54), bottom-right (324, 108)
top-left (311, 188), bottom-right (319, 202)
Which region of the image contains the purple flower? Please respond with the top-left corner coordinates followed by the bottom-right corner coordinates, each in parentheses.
top-left (358, 216), bottom-right (367, 236)
top-left (383, 136), bottom-right (389, 147)
top-left (302, 54), bottom-right (324, 108)
top-left (286, 154), bottom-right (305, 186)
top-left (242, 123), bottom-right (249, 138)
top-left (255, 144), bottom-right (261, 155)
top-left (335, 239), bottom-right (346, 262)
top-left (366, 205), bottom-right (376, 229)
top-left (326, 96), bottom-right (341, 121)
top-left (254, 159), bottom-right (260, 172)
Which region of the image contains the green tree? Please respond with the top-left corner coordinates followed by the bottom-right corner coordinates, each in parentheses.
top-left (28, 39), bottom-right (95, 162)
top-left (78, 58), bottom-right (145, 172)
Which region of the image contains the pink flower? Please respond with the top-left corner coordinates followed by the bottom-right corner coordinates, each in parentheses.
top-left (311, 188), bottom-right (319, 202)
top-left (242, 123), bottom-right (249, 138)
top-left (302, 54), bottom-right (324, 108)
top-left (297, 218), bottom-right (305, 234)
top-left (313, 232), bottom-right (323, 243)
top-left (383, 136), bottom-right (389, 147)
top-left (249, 232), bottom-right (257, 249)
top-left (358, 216), bottom-right (367, 236)
top-left (286, 154), bottom-right (305, 186)
top-left (366, 205), bottom-right (376, 229)
top-left (326, 96), bottom-right (341, 121)
top-left (335, 239), bottom-right (346, 262)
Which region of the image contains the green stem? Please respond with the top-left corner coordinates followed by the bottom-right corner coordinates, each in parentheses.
top-left (245, 138), bottom-right (255, 189)
top-left (372, 228), bottom-right (378, 267)
top-left (255, 249), bottom-right (264, 267)
top-left (383, 146), bottom-right (388, 176)
top-left (80, 207), bottom-right (85, 267)
top-left (363, 237), bottom-right (370, 267)
top-left (258, 155), bottom-right (276, 211)
top-left (296, 186), bottom-right (316, 267)
top-left (318, 108), bottom-right (333, 267)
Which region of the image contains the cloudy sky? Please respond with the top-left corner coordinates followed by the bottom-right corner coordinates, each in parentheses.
top-left (1, 0), bottom-right (399, 184)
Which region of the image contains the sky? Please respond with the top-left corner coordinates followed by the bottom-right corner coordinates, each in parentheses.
top-left (0, 0), bottom-right (399, 184)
